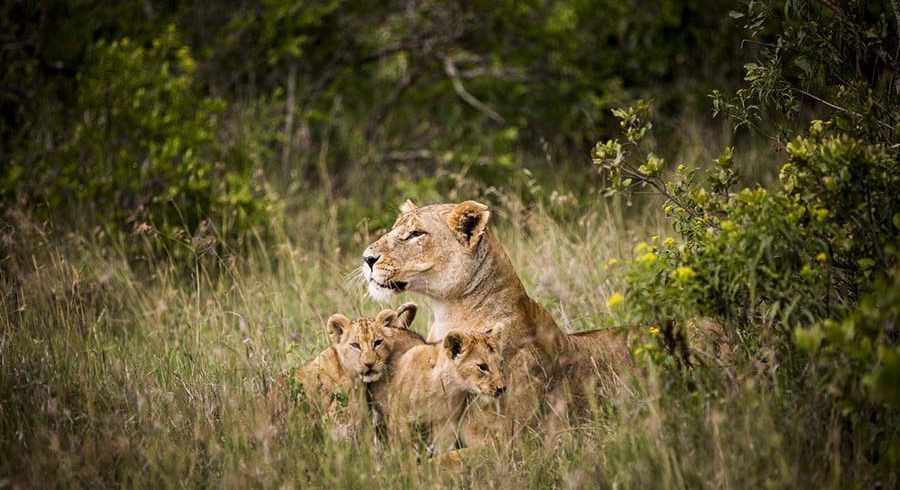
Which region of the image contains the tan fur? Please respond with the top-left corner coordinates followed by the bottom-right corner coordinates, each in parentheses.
top-left (386, 330), bottom-right (505, 454)
top-left (362, 200), bottom-right (634, 439)
top-left (362, 200), bottom-right (567, 358)
top-left (458, 328), bottom-right (632, 444)
top-left (557, 329), bottom-right (632, 415)
top-left (291, 344), bottom-right (359, 417)
top-left (290, 303), bottom-right (421, 424)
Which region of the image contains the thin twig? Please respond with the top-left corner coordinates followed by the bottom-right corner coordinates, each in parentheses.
top-left (794, 88), bottom-right (894, 129)
top-left (442, 56), bottom-right (505, 124)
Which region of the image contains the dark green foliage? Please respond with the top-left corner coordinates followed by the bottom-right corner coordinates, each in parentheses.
top-left (1, 0), bottom-right (749, 241)
top-left (595, 0), bottom-right (899, 480)
top-left (3, 23), bottom-right (275, 251)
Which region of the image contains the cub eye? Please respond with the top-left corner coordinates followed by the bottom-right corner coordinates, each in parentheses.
top-left (477, 363), bottom-right (489, 373)
top-left (374, 339), bottom-right (384, 348)
top-left (350, 342), bottom-right (361, 350)
top-left (405, 230), bottom-right (426, 240)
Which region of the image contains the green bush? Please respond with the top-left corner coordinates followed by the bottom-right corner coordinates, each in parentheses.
top-left (598, 116), bottom-right (899, 403)
top-left (593, 0), bottom-right (899, 475)
top-left (3, 26), bottom-right (275, 251)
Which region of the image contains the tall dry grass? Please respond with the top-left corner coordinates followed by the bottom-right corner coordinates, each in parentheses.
top-left (0, 196), bottom-right (854, 488)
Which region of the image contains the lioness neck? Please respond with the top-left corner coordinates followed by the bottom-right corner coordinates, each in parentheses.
top-left (428, 232), bottom-right (567, 355)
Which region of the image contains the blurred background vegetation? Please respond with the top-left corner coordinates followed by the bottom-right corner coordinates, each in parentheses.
top-left (2, 0), bottom-right (899, 487)
top-left (2, 0), bottom-right (754, 241)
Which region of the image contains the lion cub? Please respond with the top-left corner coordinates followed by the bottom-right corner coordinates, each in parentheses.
top-left (291, 303), bottom-right (420, 423)
top-left (386, 329), bottom-right (506, 454)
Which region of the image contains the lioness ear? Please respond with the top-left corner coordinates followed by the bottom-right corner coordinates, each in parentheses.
top-left (400, 199), bottom-right (418, 213)
top-left (447, 200), bottom-right (490, 250)
top-left (375, 309), bottom-right (398, 329)
top-left (443, 330), bottom-right (470, 360)
top-left (326, 314), bottom-right (351, 344)
top-left (395, 302), bottom-right (418, 329)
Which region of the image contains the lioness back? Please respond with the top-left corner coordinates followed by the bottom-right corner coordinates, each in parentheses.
top-left (556, 329), bottom-right (632, 417)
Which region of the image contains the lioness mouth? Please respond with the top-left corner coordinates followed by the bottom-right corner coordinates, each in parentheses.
top-left (374, 279), bottom-right (407, 292)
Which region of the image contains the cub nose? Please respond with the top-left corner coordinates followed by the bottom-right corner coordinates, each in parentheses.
top-left (363, 255), bottom-right (380, 269)
top-left (364, 361), bottom-right (375, 369)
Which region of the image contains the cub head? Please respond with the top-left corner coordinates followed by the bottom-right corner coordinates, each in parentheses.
top-left (326, 302), bottom-right (418, 383)
top-left (361, 200), bottom-right (491, 302)
top-left (441, 329), bottom-right (506, 398)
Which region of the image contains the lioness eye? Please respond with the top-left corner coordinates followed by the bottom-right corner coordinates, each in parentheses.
top-left (374, 339), bottom-right (383, 348)
top-left (405, 230), bottom-right (425, 240)
top-left (477, 363), bottom-right (489, 373)
top-left (350, 342), bottom-right (361, 350)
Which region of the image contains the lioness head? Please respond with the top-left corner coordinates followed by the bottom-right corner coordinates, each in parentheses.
top-left (361, 200), bottom-right (491, 302)
top-left (441, 329), bottom-right (506, 398)
top-left (327, 302), bottom-right (418, 383)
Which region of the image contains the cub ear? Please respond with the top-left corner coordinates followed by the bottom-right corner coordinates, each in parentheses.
top-left (446, 200), bottom-right (490, 250)
top-left (443, 330), bottom-right (471, 360)
top-left (395, 302), bottom-right (418, 329)
top-left (399, 199), bottom-right (418, 213)
top-left (326, 314), bottom-right (351, 345)
top-left (375, 309), bottom-right (398, 329)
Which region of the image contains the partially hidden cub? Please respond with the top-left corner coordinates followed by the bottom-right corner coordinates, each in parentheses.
top-left (459, 327), bottom-right (632, 446)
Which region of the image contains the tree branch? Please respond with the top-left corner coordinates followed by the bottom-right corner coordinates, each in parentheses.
top-left (442, 56), bottom-right (505, 124)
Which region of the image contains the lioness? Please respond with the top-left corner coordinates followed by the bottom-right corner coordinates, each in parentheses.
top-left (361, 199), bottom-right (567, 358)
top-left (291, 303), bottom-right (419, 423)
top-left (386, 329), bottom-right (506, 454)
top-left (362, 200), bottom-right (632, 431)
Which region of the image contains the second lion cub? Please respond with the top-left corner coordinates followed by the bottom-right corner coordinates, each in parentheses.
top-left (386, 329), bottom-right (506, 454)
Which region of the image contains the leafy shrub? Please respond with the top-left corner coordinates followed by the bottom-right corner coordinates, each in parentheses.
top-left (598, 114), bottom-right (899, 403)
top-left (3, 26), bottom-right (275, 251)
top-left (593, 0), bottom-right (899, 474)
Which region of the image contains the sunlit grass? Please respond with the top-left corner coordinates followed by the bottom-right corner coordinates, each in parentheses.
top-left (0, 198), bottom-right (877, 488)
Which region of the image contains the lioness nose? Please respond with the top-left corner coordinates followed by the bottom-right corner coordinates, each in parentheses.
top-left (495, 386), bottom-right (507, 396)
top-left (363, 254), bottom-right (380, 269)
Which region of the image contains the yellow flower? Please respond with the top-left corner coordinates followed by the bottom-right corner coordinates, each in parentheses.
top-left (649, 326), bottom-right (660, 336)
top-left (816, 252), bottom-right (828, 263)
top-left (800, 265), bottom-right (813, 277)
top-left (810, 119), bottom-right (825, 136)
top-left (635, 241), bottom-right (652, 254)
top-left (694, 188), bottom-right (710, 206)
top-left (664, 204), bottom-right (674, 216)
top-left (604, 258), bottom-right (619, 270)
top-left (606, 292), bottom-right (625, 309)
top-left (637, 252), bottom-right (658, 265)
top-left (671, 266), bottom-right (696, 282)
top-left (720, 220), bottom-right (734, 232)
top-left (633, 346), bottom-right (644, 356)
top-left (663, 237), bottom-right (675, 247)
top-left (779, 163), bottom-right (792, 181)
